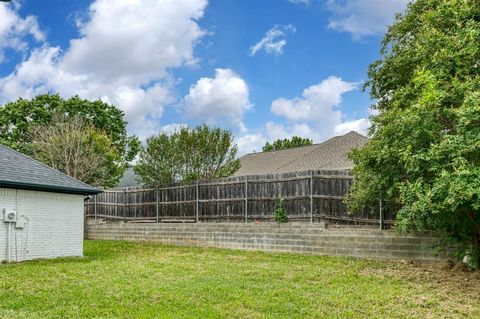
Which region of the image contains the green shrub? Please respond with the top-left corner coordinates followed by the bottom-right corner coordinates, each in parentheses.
top-left (274, 197), bottom-right (288, 223)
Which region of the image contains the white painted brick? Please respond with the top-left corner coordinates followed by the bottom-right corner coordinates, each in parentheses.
top-left (0, 188), bottom-right (84, 262)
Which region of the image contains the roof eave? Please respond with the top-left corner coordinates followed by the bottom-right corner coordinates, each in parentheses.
top-left (0, 180), bottom-right (103, 195)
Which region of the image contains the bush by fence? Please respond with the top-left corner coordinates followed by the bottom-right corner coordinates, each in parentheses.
top-left (84, 170), bottom-right (395, 227)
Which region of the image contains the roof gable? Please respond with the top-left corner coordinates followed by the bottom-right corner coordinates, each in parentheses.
top-left (234, 131), bottom-right (368, 176)
top-left (0, 144), bottom-right (101, 195)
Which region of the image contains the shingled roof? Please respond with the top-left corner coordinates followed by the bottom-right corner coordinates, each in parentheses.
top-left (234, 131), bottom-right (369, 176)
top-left (0, 144), bottom-right (101, 195)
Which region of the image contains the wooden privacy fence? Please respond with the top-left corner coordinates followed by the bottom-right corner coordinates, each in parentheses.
top-left (85, 171), bottom-right (395, 227)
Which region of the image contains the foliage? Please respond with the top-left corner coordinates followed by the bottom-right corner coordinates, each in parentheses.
top-left (346, 0), bottom-right (480, 266)
top-left (134, 124), bottom-right (240, 187)
top-left (274, 197), bottom-right (288, 223)
top-left (28, 113), bottom-right (121, 188)
top-left (0, 240), bottom-right (478, 318)
top-left (0, 94), bottom-right (140, 174)
top-left (262, 136), bottom-right (313, 152)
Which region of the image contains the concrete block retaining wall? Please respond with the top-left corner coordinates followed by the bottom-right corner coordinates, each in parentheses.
top-left (85, 220), bottom-right (449, 261)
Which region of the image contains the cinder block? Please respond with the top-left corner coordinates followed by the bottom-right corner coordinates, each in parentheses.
top-left (84, 222), bottom-right (450, 261)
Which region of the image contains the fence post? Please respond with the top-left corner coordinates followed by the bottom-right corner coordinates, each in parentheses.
top-left (244, 178), bottom-right (248, 223)
top-left (195, 181), bottom-right (199, 223)
top-left (114, 191), bottom-right (118, 218)
top-left (310, 173), bottom-right (313, 223)
top-left (156, 189), bottom-right (159, 223)
top-left (379, 199), bottom-right (384, 230)
top-left (94, 195), bottom-right (97, 223)
top-left (123, 189), bottom-right (127, 222)
top-left (134, 190), bottom-right (137, 219)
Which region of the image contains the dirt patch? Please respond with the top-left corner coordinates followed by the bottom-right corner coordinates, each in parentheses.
top-left (362, 259), bottom-right (480, 318)
top-left (385, 260), bottom-right (479, 283)
top-left (451, 261), bottom-right (473, 272)
top-left (436, 260), bottom-right (455, 271)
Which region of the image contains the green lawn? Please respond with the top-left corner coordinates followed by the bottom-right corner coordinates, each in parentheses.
top-left (0, 241), bottom-right (479, 319)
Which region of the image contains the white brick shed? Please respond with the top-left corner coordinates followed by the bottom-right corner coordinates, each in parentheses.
top-left (0, 144), bottom-right (100, 262)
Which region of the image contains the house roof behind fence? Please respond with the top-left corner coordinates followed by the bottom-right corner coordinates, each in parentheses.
top-left (0, 144), bottom-right (102, 195)
top-left (234, 131), bottom-right (369, 176)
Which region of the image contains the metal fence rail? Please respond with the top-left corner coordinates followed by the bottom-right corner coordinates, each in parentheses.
top-left (84, 170), bottom-right (395, 227)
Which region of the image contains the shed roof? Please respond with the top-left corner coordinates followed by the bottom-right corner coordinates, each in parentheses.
top-left (0, 144), bottom-right (101, 195)
top-left (234, 131), bottom-right (369, 176)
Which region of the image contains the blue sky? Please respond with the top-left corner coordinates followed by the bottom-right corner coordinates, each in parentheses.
top-left (0, 0), bottom-right (409, 154)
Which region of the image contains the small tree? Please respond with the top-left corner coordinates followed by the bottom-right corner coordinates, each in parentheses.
top-left (134, 125), bottom-right (240, 188)
top-left (274, 197), bottom-right (288, 223)
top-left (28, 113), bottom-right (121, 187)
top-left (133, 133), bottom-right (181, 188)
top-left (263, 136), bottom-right (313, 152)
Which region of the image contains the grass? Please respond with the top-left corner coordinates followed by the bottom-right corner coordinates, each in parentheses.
top-left (0, 240), bottom-right (479, 319)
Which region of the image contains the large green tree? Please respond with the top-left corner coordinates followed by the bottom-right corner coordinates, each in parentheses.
top-left (0, 94), bottom-right (140, 184)
top-left (262, 136), bottom-right (313, 152)
top-left (29, 113), bottom-right (121, 188)
top-left (347, 0), bottom-right (480, 267)
top-left (134, 125), bottom-right (240, 187)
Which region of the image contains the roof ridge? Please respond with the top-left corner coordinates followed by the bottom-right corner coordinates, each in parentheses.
top-left (316, 134), bottom-right (368, 169)
top-left (241, 134), bottom-right (345, 158)
top-left (273, 133), bottom-right (347, 173)
top-left (0, 144), bottom-right (99, 191)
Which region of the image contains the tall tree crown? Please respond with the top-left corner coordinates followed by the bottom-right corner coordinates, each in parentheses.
top-left (134, 125), bottom-right (240, 188)
top-left (0, 94), bottom-right (140, 163)
top-left (263, 136), bottom-right (313, 152)
top-left (347, 0), bottom-right (480, 267)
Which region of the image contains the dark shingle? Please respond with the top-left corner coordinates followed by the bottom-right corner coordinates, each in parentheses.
top-left (234, 131), bottom-right (369, 176)
top-left (0, 144), bottom-right (101, 195)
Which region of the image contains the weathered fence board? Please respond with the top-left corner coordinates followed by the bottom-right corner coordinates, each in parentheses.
top-left (85, 170), bottom-right (395, 226)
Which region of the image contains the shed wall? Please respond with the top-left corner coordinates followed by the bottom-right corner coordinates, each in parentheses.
top-left (0, 188), bottom-right (84, 262)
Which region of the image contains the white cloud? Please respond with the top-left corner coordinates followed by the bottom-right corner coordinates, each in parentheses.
top-left (0, 0), bottom-right (208, 139)
top-left (0, 46), bottom-right (61, 99)
top-left (159, 123), bottom-right (189, 135)
top-left (271, 76), bottom-right (356, 125)
top-left (112, 83), bottom-right (176, 141)
top-left (288, 0), bottom-right (311, 5)
top-left (333, 118), bottom-right (369, 136)
top-left (249, 25), bottom-right (296, 56)
top-left (237, 117), bottom-right (369, 156)
top-left (0, 3), bottom-right (45, 62)
top-left (237, 121), bottom-right (317, 155)
top-left (62, 0), bottom-right (206, 84)
top-left (184, 68), bottom-right (251, 131)
top-left (236, 133), bottom-right (266, 156)
top-left (234, 76), bottom-right (370, 156)
top-left (265, 121), bottom-right (316, 141)
top-left (326, 0), bottom-right (409, 39)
